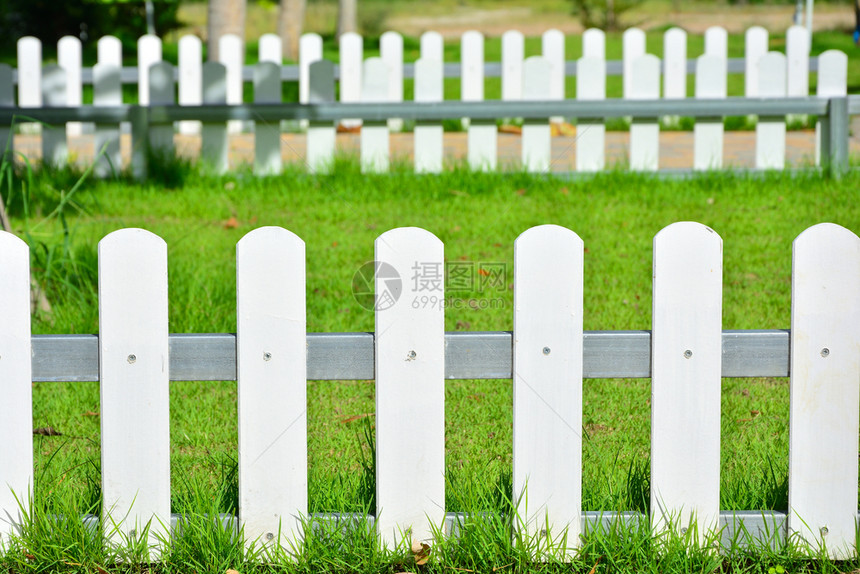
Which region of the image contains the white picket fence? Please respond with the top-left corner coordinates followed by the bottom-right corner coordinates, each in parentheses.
top-left (1, 221), bottom-right (860, 560)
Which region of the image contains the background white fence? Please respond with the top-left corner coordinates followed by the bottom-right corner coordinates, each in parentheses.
top-left (2, 221), bottom-right (860, 559)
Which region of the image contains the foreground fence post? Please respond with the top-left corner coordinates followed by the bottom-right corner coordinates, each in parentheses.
top-left (513, 225), bottom-right (583, 556)
top-left (237, 227), bottom-right (307, 552)
top-left (0, 232), bottom-right (33, 549)
top-left (375, 228), bottom-right (445, 548)
top-left (788, 223), bottom-right (860, 560)
top-left (99, 229), bottom-right (170, 558)
top-left (651, 222), bottom-right (722, 543)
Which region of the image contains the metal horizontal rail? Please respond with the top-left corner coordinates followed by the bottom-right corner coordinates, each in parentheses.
top-left (14, 57), bottom-right (821, 85)
top-left (31, 329), bottom-right (789, 382)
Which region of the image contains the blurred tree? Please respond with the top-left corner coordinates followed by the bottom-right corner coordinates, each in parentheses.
top-left (337, 0), bottom-right (357, 39)
top-left (208, 0), bottom-right (246, 60)
top-left (279, 0), bottom-right (305, 60)
top-left (570, 0), bottom-right (642, 30)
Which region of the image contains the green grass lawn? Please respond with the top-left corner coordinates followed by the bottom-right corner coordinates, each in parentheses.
top-left (4, 162), bottom-right (860, 572)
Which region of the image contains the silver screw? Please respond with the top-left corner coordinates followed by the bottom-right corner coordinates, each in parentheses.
top-left (127, 354), bottom-right (136, 364)
top-left (129, 529), bottom-right (136, 538)
top-left (263, 352), bottom-right (272, 361)
top-left (408, 350), bottom-right (417, 359)
top-left (820, 526), bottom-right (829, 536)
top-left (681, 527), bottom-right (688, 535)
top-left (821, 348), bottom-right (830, 358)
top-left (266, 532), bottom-right (274, 541)
top-left (684, 350), bottom-right (693, 359)
top-left (542, 347), bottom-right (551, 355)
top-left (540, 529), bottom-right (548, 538)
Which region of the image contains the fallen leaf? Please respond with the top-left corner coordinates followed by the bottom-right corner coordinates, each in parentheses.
top-left (340, 413), bottom-right (375, 424)
top-left (33, 427), bottom-right (61, 436)
top-left (226, 570), bottom-right (242, 574)
top-left (587, 556), bottom-right (602, 574)
top-left (560, 187), bottom-right (569, 195)
top-left (223, 216), bottom-right (239, 229)
top-left (95, 565), bottom-right (110, 574)
top-left (82, 411), bottom-right (99, 417)
top-left (515, 188), bottom-right (526, 196)
top-left (478, 269), bottom-right (490, 277)
top-left (750, 410), bottom-right (761, 417)
top-left (498, 125), bottom-right (522, 135)
top-left (411, 541), bottom-right (431, 566)
top-left (336, 123), bottom-right (361, 133)
top-left (24, 553), bottom-right (35, 560)
top-left (455, 320), bottom-right (471, 330)
top-left (492, 563), bottom-right (513, 572)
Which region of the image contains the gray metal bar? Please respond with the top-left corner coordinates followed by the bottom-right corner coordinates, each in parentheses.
top-left (0, 105), bottom-right (131, 124)
top-left (128, 105), bottom-right (148, 180)
top-left (848, 94), bottom-right (860, 115)
top-left (31, 330), bottom-right (791, 382)
top-left (823, 96), bottom-right (849, 178)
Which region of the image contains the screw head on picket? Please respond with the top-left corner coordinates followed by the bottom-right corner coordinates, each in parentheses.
top-left (266, 532), bottom-right (274, 541)
top-left (820, 348), bottom-right (830, 358)
top-left (127, 354), bottom-right (136, 364)
top-left (542, 346), bottom-right (551, 355)
top-left (820, 526), bottom-right (829, 536)
top-left (684, 349), bottom-right (693, 359)
top-left (407, 350), bottom-right (417, 360)
top-left (263, 351), bottom-right (272, 361)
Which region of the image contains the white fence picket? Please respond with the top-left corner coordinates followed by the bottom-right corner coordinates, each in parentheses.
top-left (17, 37), bottom-right (41, 134)
top-left (502, 30), bottom-right (524, 101)
top-left (137, 35), bottom-right (162, 106)
top-left (522, 57), bottom-right (551, 173)
top-left (99, 229), bottom-right (170, 557)
top-left (259, 33), bottom-right (282, 64)
top-left (788, 223), bottom-right (860, 560)
top-left (629, 54), bottom-right (660, 171)
top-left (755, 52), bottom-right (786, 169)
top-left (582, 28), bottom-right (605, 60)
top-left (786, 25), bottom-right (810, 98)
top-left (178, 35), bottom-right (203, 135)
top-left (0, 232), bottom-right (33, 547)
top-left (148, 62), bottom-right (175, 156)
top-left (462, 31), bottom-right (495, 171)
top-left (219, 34), bottom-right (245, 133)
top-left (381, 31), bottom-right (404, 131)
top-left (0, 65), bottom-right (13, 159)
top-left (58, 36), bottom-right (83, 137)
top-left (339, 32), bottom-right (363, 129)
top-left (299, 33), bottom-right (323, 130)
top-left (41, 64), bottom-right (67, 167)
top-left (694, 55), bottom-right (727, 170)
top-left (237, 227), bottom-right (307, 551)
top-left (542, 29), bottom-right (565, 123)
top-left (375, 228), bottom-right (445, 548)
top-left (98, 35), bottom-right (122, 69)
top-left (414, 58), bottom-right (444, 174)
top-left (576, 57), bottom-right (605, 172)
top-left (420, 31), bottom-right (444, 64)
top-left (704, 26), bottom-right (727, 60)
top-left (254, 62), bottom-right (282, 175)
top-left (622, 28), bottom-right (645, 99)
top-left (201, 62), bottom-right (229, 173)
top-left (815, 50), bottom-right (848, 165)
top-left (650, 222), bottom-right (722, 541)
top-left (744, 26), bottom-right (768, 98)
top-left (512, 224), bottom-right (583, 552)
top-left (93, 64), bottom-right (122, 177)
top-left (306, 60), bottom-right (335, 174)
top-left (361, 58), bottom-right (390, 173)
top-left (663, 28), bottom-right (687, 100)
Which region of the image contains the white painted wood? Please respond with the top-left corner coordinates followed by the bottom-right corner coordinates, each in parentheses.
top-left (582, 28), bottom-right (605, 60)
top-left (178, 35), bottom-right (203, 135)
top-left (237, 227), bottom-right (307, 552)
top-left (0, 65), bottom-right (14, 160)
top-left (420, 31), bottom-right (444, 63)
top-left (694, 55), bottom-right (726, 170)
top-left (306, 60), bottom-right (335, 174)
top-left (202, 62), bottom-right (229, 173)
top-left (99, 228), bottom-right (170, 557)
top-left (622, 28), bottom-right (645, 99)
top-left (662, 28), bottom-right (687, 100)
top-left (381, 31), bottom-right (404, 131)
top-left (93, 64), bottom-right (122, 177)
top-left (461, 30), bottom-right (484, 131)
top-left (755, 52), bottom-right (786, 169)
top-left (137, 35), bottom-right (162, 106)
top-left (58, 36), bottom-right (83, 137)
top-left (98, 36), bottom-right (122, 69)
top-left (512, 225), bottom-right (583, 553)
top-left (468, 123), bottom-right (497, 171)
top-left (650, 222), bottom-right (722, 542)
top-left (299, 33), bottom-right (323, 130)
top-left (502, 30), bottom-right (524, 101)
top-left (744, 26), bottom-right (768, 97)
top-left (148, 62), bottom-right (175, 156)
top-left (375, 227), bottom-right (445, 548)
top-left (254, 62), bottom-right (282, 175)
top-left (361, 58), bottom-right (390, 173)
top-left (815, 50), bottom-right (848, 164)
top-left (219, 34), bottom-right (245, 133)
top-left (542, 29), bottom-right (565, 122)
top-left (786, 25), bottom-right (810, 98)
top-left (0, 232), bottom-right (33, 546)
top-left (788, 223), bottom-right (860, 560)
top-left (704, 26), bottom-right (728, 60)
top-left (259, 33), bottom-right (282, 63)
top-left (629, 54), bottom-right (660, 171)
top-left (41, 64), bottom-right (67, 167)
top-left (17, 37), bottom-right (41, 134)
top-left (522, 57), bottom-right (551, 173)
top-left (414, 58), bottom-right (443, 174)
top-left (339, 32), bottom-right (363, 129)
top-left (575, 57), bottom-right (605, 172)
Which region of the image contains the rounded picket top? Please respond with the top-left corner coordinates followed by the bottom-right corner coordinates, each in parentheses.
top-left (259, 33), bottom-right (282, 63)
top-left (0, 229), bottom-right (30, 268)
top-left (582, 28), bottom-right (606, 60)
top-left (237, 226), bottom-right (305, 255)
top-left (97, 35), bottom-right (122, 67)
top-left (653, 221), bottom-right (722, 252)
top-left (515, 225), bottom-right (583, 276)
top-left (793, 222), bottom-right (860, 256)
top-left (98, 227), bottom-right (168, 262)
top-left (420, 30), bottom-right (444, 62)
top-left (376, 226), bottom-right (443, 253)
top-left (817, 49), bottom-right (848, 97)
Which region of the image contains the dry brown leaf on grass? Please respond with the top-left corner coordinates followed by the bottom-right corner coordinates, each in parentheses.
top-left (223, 216), bottom-right (239, 229)
top-left (587, 556), bottom-right (602, 574)
top-left (226, 569), bottom-right (242, 574)
top-left (340, 413), bottom-right (375, 424)
top-left (499, 125), bottom-right (522, 135)
top-left (33, 426), bottom-right (61, 436)
top-left (411, 540), bottom-right (431, 565)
